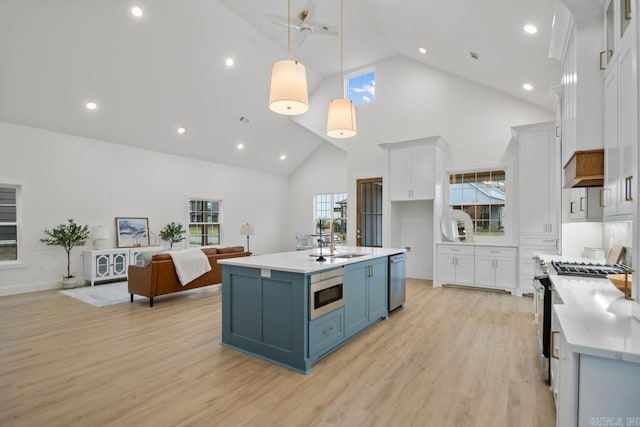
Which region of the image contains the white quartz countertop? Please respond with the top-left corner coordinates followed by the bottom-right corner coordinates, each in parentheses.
top-left (534, 253), bottom-right (640, 363)
top-left (436, 242), bottom-right (518, 248)
top-left (218, 246), bottom-right (406, 274)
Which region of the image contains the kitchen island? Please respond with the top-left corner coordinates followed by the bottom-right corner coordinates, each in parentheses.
top-left (218, 247), bottom-right (405, 374)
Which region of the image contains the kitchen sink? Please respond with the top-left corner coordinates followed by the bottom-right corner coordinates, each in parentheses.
top-left (331, 253), bottom-right (366, 259)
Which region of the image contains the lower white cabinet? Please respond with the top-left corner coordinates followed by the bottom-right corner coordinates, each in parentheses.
top-left (518, 236), bottom-right (557, 294)
top-left (474, 246), bottom-right (517, 289)
top-left (84, 247), bottom-right (162, 286)
top-left (553, 306), bottom-right (640, 426)
top-left (436, 245), bottom-right (475, 286)
top-left (436, 244), bottom-right (517, 292)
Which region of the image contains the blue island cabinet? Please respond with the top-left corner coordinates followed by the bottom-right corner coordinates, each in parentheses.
top-left (221, 256), bottom-right (390, 374)
top-left (344, 257), bottom-right (388, 337)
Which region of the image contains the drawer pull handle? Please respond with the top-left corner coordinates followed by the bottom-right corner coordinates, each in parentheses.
top-left (625, 176), bottom-right (633, 202)
top-left (323, 326), bottom-right (334, 335)
top-left (551, 331), bottom-right (560, 360)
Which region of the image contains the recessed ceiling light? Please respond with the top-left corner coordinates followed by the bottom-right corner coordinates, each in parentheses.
top-left (523, 83), bottom-right (533, 91)
top-left (418, 47), bottom-right (427, 55)
top-left (86, 102), bottom-right (97, 110)
top-left (131, 6), bottom-right (143, 17)
top-left (225, 58), bottom-right (234, 67)
top-left (177, 127), bottom-right (186, 134)
top-left (524, 24), bottom-right (537, 34)
top-left (237, 143), bottom-right (244, 150)
top-left (280, 155), bottom-right (286, 161)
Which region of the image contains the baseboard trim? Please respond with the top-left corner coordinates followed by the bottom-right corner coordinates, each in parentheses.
top-left (0, 280), bottom-right (61, 297)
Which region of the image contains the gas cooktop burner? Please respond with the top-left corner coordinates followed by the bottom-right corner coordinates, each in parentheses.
top-left (550, 261), bottom-right (629, 277)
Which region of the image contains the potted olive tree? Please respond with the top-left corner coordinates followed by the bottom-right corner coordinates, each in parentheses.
top-left (41, 219), bottom-right (90, 288)
top-left (159, 221), bottom-right (186, 249)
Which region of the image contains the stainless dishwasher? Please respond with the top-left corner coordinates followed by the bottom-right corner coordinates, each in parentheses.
top-left (388, 253), bottom-right (406, 311)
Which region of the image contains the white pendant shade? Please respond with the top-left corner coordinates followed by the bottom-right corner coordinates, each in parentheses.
top-left (326, 98), bottom-right (357, 138)
top-left (269, 59), bottom-right (309, 115)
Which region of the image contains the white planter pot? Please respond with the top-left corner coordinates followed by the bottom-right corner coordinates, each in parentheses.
top-left (61, 277), bottom-right (78, 289)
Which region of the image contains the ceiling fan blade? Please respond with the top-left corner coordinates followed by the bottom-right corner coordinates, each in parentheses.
top-left (294, 31), bottom-right (310, 48)
top-left (271, 22), bottom-right (301, 31)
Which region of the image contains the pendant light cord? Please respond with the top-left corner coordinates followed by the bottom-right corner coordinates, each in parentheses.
top-left (340, 0), bottom-right (344, 95)
top-left (287, 0), bottom-right (291, 60)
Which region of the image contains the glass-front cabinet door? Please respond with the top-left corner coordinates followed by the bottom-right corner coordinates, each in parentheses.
top-left (95, 254), bottom-right (110, 278)
top-left (112, 252), bottom-right (128, 276)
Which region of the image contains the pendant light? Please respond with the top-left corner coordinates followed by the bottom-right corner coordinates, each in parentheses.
top-left (326, 0), bottom-right (356, 138)
top-left (269, 0), bottom-right (309, 115)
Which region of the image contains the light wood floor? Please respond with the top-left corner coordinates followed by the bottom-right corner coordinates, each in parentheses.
top-left (0, 279), bottom-right (555, 427)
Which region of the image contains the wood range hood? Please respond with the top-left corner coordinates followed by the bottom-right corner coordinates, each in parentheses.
top-left (563, 149), bottom-right (605, 188)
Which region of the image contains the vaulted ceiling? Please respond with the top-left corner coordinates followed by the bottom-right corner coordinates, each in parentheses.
top-left (0, 0), bottom-right (561, 175)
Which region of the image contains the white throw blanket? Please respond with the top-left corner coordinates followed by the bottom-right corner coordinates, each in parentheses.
top-left (169, 248), bottom-right (212, 286)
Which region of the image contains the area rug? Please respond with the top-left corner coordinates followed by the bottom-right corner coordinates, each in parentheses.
top-left (60, 282), bottom-right (139, 307)
top-left (60, 282), bottom-right (221, 307)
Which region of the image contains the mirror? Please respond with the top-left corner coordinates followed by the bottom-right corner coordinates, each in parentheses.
top-left (441, 210), bottom-right (475, 242)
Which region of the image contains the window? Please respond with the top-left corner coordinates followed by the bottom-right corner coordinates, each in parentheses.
top-left (0, 185), bottom-right (19, 262)
top-left (314, 193), bottom-right (347, 243)
top-left (449, 170), bottom-right (506, 237)
top-left (347, 69), bottom-right (375, 105)
top-left (188, 199), bottom-right (221, 246)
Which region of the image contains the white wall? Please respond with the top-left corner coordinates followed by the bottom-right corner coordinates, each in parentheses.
top-left (287, 142), bottom-right (348, 250)
top-left (295, 56), bottom-right (554, 279)
top-left (0, 121), bottom-right (289, 295)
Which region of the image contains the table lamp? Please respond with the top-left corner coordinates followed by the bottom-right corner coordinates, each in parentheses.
top-left (92, 225), bottom-right (110, 249)
top-left (240, 223), bottom-right (254, 252)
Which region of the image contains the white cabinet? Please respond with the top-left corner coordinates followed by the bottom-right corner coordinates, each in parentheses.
top-left (518, 237), bottom-right (557, 295)
top-left (563, 187), bottom-right (604, 222)
top-left (84, 247), bottom-right (162, 286)
top-left (388, 144), bottom-right (435, 201)
top-left (515, 122), bottom-right (560, 237)
top-left (603, 12), bottom-right (637, 219)
top-left (436, 244), bottom-right (517, 292)
top-left (474, 246), bottom-right (517, 289)
top-left (553, 306), bottom-right (640, 427)
top-left (436, 245), bottom-right (474, 286)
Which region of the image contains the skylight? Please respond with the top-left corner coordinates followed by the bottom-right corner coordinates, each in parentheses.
top-left (347, 69), bottom-right (375, 105)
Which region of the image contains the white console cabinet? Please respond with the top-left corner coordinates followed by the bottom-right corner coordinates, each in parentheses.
top-left (84, 247), bottom-right (162, 286)
top-left (436, 244), bottom-right (518, 293)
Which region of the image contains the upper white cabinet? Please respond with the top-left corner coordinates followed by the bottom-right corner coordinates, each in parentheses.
top-left (549, 0), bottom-right (604, 172)
top-left (514, 122), bottom-right (560, 238)
top-left (602, 0), bottom-right (637, 219)
top-left (563, 187), bottom-right (604, 222)
top-left (388, 144), bottom-right (435, 201)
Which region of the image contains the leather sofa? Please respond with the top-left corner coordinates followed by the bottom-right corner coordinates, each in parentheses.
top-left (127, 246), bottom-right (251, 306)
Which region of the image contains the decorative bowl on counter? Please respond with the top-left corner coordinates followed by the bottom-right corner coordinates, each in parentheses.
top-left (607, 273), bottom-right (633, 300)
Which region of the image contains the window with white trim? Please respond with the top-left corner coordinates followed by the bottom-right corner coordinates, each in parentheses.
top-left (0, 185), bottom-right (20, 262)
top-left (188, 199), bottom-right (221, 246)
top-left (347, 69), bottom-right (375, 105)
top-left (449, 170), bottom-right (506, 237)
top-left (314, 193), bottom-right (347, 243)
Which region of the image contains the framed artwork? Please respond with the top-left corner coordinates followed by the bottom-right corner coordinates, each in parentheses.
top-left (115, 217), bottom-right (150, 248)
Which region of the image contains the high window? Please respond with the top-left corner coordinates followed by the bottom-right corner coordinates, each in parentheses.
top-left (347, 69), bottom-right (375, 105)
top-left (0, 185), bottom-right (19, 262)
top-left (188, 199), bottom-right (221, 246)
top-left (449, 170), bottom-right (506, 237)
top-left (314, 193), bottom-right (347, 243)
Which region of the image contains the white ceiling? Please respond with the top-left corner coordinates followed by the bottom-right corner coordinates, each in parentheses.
top-left (0, 0), bottom-right (561, 175)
